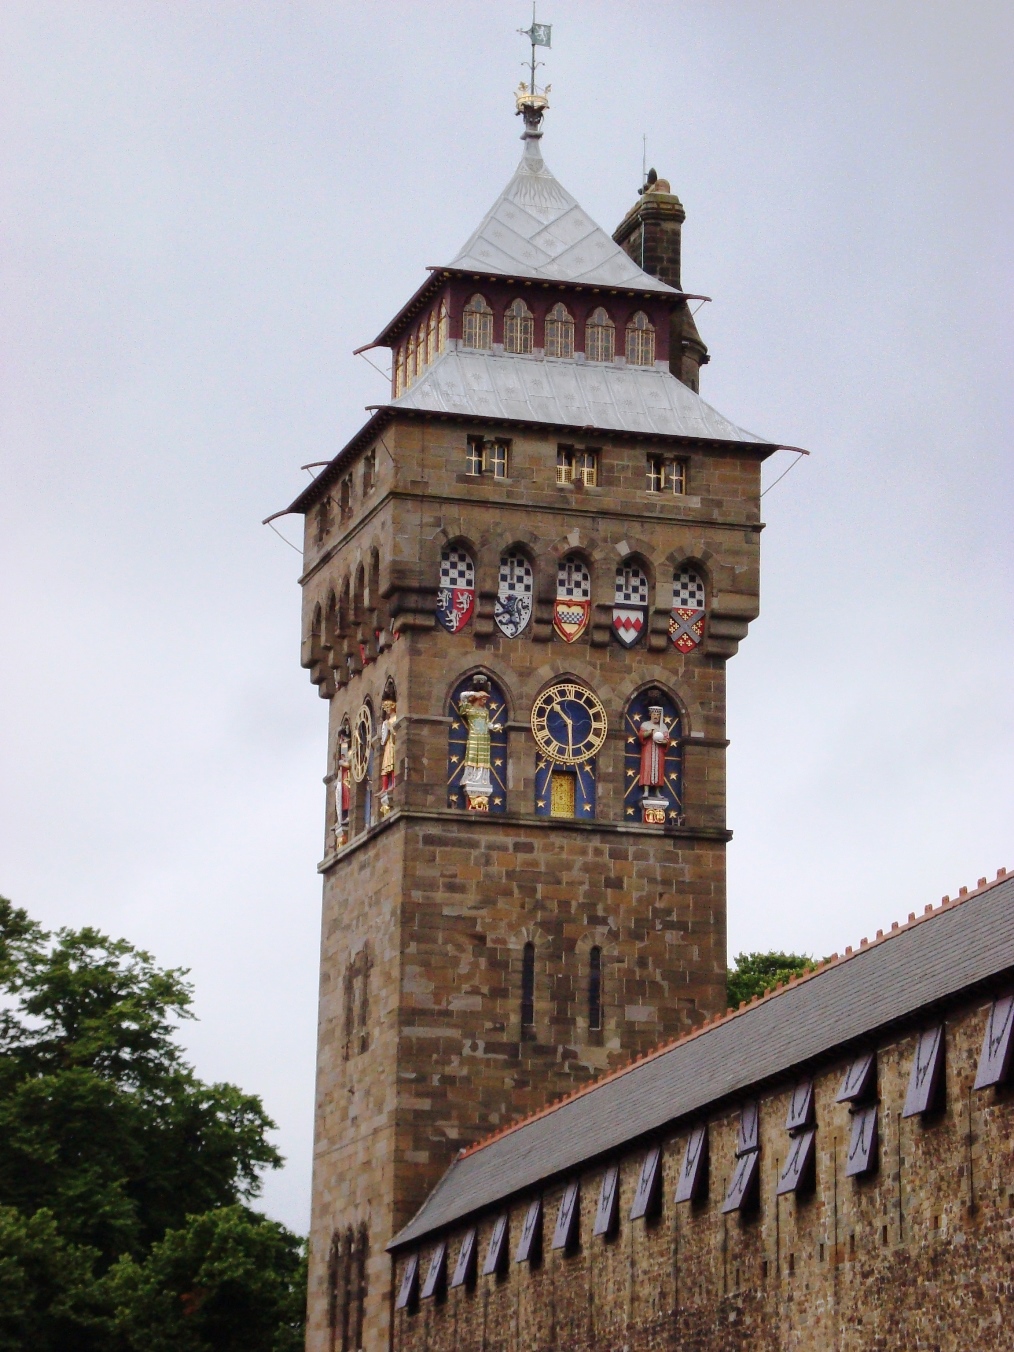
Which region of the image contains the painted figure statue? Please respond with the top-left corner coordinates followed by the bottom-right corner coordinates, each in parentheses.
top-left (638, 704), bottom-right (672, 823)
top-left (379, 699), bottom-right (397, 817)
top-left (457, 676), bottom-right (503, 812)
top-left (334, 731), bottom-right (351, 848)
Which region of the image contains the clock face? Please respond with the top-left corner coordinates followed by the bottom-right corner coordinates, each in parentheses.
top-left (530, 682), bottom-right (608, 765)
top-left (351, 703), bottom-right (373, 782)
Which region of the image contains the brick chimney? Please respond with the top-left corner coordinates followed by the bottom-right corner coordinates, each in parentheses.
top-left (613, 175), bottom-right (709, 392)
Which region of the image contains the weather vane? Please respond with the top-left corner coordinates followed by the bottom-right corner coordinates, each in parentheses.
top-left (517, 4), bottom-right (552, 103)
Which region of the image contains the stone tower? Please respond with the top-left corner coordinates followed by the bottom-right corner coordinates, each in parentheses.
top-left (287, 91), bottom-right (778, 1352)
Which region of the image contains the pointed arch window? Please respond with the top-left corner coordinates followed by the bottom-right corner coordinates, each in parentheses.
top-left (462, 295), bottom-right (493, 350)
top-left (405, 332), bottom-right (416, 386)
top-left (417, 320), bottom-right (428, 374)
top-left (625, 311), bottom-right (655, 365)
top-left (395, 343), bottom-right (406, 397)
top-left (437, 300), bottom-right (449, 353)
top-left (521, 942), bottom-right (536, 1033)
top-left (588, 947), bottom-right (602, 1032)
top-left (503, 298), bottom-right (534, 354)
top-left (427, 308), bottom-right (437, 364)
top-left (585, 307), bottom-right (615, 362)
top-left (545, 301), bottom-right (574, 358)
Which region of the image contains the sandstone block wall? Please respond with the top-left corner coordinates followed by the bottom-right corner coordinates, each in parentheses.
top-left (392, 992), bottom-right (1014, 1352)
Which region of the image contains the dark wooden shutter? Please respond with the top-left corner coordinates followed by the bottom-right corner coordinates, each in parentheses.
top-left (736, 1101), bottom-right (759, 1155)
top-left (629, 1144), bottom-right (662, 1220)
top-left (395, 1252), bottom-right (419, 1311)
top-left (552, 1180), bottom-right (580, 1251)
top-left (675, 1124), bottom-right (709, 1205)
top-left (776, 1128), bottom-right (817, 1196)
top-left (515, 1198), bottom-right (542, 1264)
top-left (836, 1051), bottom-right (876, 1103)
top-left (974, 995), bottom-right (1014, 1089)
top-left (450, 1228), bottom-right (477, 1289)
top-left (721, 1148), bottom-right (760, 1213)
top-left (902, 1026), bottom-right (945, 1117)
top-left (845, 1104), bottom-right (878, 1177)
top-left (785, 1080), bottom-right (814, 1133)
top-left (420, 1239), bottom-right (447, 1301)
top-left (482, 1214), bottom-right (509, 1277)
top-left (593, 1164), bottom-right (620, 1237)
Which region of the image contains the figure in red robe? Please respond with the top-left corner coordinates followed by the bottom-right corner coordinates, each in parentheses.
top-left (638, 705), bottom-right (671, 794)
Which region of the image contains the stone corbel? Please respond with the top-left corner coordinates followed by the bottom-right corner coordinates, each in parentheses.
top-left (705, 591), bottom-right (759, 660)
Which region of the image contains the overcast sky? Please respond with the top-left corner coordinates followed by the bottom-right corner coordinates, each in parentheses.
top-left (2, 2), bottom-right (1011, 1235)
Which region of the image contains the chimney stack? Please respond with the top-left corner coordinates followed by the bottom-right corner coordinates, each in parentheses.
top-left (613, 176), bottom-right (709, 392)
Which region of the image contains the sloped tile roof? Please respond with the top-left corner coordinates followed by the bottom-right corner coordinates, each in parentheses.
top-left (391, 348), bottom-right (769, 444)
top-left (390, 870), bottom-right (1013, 1249)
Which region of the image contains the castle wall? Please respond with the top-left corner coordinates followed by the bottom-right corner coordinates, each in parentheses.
top-left (391, 992), bottom-right (1014, 1352)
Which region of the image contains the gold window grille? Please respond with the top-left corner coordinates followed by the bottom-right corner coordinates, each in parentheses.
top-left (545, 302), bottom-right (574, 358)
top-left (550, 771), bottom-right (576, 818)
top-left (394, 344), bottom-right (405, 397)
top-left (417, 320), bottom-right (428, 373)
top-left (427, 309), bottom-right (437, 364)
top-left (462, 295), bottom-right (493, 350)
top-left (556, 446), bottom-right (575, 484)
top-left (503, 298), bottom-right (534, 354)
top-left (625, 311), bottom-right (655, 366)
top-left (585, 307), bottom-right (615, 362)
top-left (577, 450), bottom-right (598, 487)
top-left (405, 333), bottom-right (416, 386)
top-left (437, 301), bottom-right (448, 353)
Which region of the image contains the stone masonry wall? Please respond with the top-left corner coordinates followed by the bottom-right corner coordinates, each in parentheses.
top-left (301, 415), bottom-right (766, 1352)
top-left (391, 991), bottom-right (1014, 1352)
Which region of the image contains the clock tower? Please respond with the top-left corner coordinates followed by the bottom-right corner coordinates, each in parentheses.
top-left (286, 86), bottom-right (783, 1352)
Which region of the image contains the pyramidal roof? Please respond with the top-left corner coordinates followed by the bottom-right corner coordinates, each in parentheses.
top-left (447, 131), bottom-right (675, 293)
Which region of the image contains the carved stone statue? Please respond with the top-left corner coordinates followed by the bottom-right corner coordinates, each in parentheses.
top-left (638, 704), bottom-right (671, 795)
top-left (379, 698), bottom-right (397, 817)
top-left (334, 731), bottom-right (351, 848)
top-left (457, 676), bottom-right (503, 812)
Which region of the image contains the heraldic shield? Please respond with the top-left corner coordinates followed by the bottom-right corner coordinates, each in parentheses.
top-left (436, 547), bottom-right (475, 634)
top-left (669, 566), bottom-right (706, 654)
top-left (612, 562), bottom-right (649, 648)
top-left (554, 554), bottom-right (591, 643)
top-left (495, 551), bottom-right (534, 638)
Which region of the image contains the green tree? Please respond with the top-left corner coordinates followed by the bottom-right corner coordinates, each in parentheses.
top-left (104, 1206), bottom-right (306, 1352)
top-left (727, 950), bottom-right (817, 1008)
top-left (0, 896), bottom-right (305, 1349)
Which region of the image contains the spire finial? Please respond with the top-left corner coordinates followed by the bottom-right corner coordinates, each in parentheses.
top-left (515, 5), bottom-right (552, 141)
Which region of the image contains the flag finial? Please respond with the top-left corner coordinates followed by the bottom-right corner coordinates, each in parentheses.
top-left (515, 5), bottom-right (552, 139)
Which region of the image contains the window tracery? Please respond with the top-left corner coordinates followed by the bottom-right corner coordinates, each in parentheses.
top-left (503, 298), bottom-right (534, 354)
top-left (625, 311), bottom-right (655, 365)
top-left (545, 301), bottom-right (574, 358)
top-left (462, 295), bottom-right (493, 350)
top-left (585, 306), bottom-right (615, 362)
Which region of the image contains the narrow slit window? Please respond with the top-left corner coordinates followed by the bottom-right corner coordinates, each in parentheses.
top-left (588, 946), bottom-right (602, 1031)
top-left (503, 298), bottom-right (534, 354)
top-left (462, 294), bottom-right (493, 350)
top-left (625, 311), bottom-right (655, 365)
top-left (545, 301), bottom-right (574, 358)
top-left (585, 307), bottom-right (615, 362)
top-left (521, 942), bottom-right (535, 1030)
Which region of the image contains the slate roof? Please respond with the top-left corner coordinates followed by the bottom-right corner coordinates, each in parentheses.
top-left (446, 134), bottom-right (675, 293)
top-left (389, 348), bottom-right (769, 445)
top-left (390, 870), bottom-right (1014, 1250)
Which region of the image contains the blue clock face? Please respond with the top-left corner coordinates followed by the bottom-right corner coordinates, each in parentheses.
top-left (530, 683), bottom-right (608, 764)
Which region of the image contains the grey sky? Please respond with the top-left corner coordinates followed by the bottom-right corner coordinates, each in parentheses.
top-left (1, 2), bottom-right (1010, 1235)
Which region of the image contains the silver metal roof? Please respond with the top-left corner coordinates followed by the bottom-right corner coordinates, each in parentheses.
top-left (390, 873), bottom-right (1014, 1249)
top-left (390, 347), bottom-right (769, 445)
top-left (447, 135), bottom-right (675, 293)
